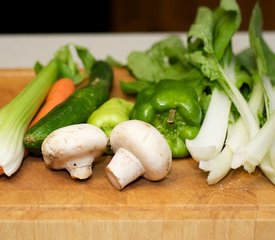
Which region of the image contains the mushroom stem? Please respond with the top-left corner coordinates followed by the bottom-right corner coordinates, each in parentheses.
top-left (64, 156), bottom-right (94, 180)
top-left (67, 165), bottom-right (92, 180)
top-left (105, 147), bottom-right (145, 190)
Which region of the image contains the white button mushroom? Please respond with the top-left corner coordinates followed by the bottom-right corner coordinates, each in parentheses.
top-left (41, 123), bottom-right (108, 180)
top-left (106, 120), bottom-right (172, 190)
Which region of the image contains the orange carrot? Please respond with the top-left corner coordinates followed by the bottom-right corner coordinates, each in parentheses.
top-left (0, 166), bottom-right (4, 175)
top-left (28, 78), bottom-right (75, 128)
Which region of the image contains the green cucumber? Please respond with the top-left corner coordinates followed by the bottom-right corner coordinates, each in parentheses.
top-left (24, 61), bottom-right (113, 154)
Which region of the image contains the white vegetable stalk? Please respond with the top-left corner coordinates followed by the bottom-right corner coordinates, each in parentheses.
top-left (263, 76), bottom-right (275, 117)
top-left (232, 111), bottom-right (275, 172)
top-left (200, 78), bottom-right (264, 184)
top-left (269, 142), bottom-right (275, 164)
top-left (219, 65), bottom-right (260, 139)
top-left (260, 155), bottom-right (275, 184)
top-left (233, 75), bottom-right (275, 173)
top-left (259, 76), bottom-right (275, 179)
top-left (199, 141), bottom-right (232, 185)
top-left (186, 88), bottom-right (231, 161)
top-left (230, 79), bottom-right (264, 170)
top-left (199, 117), bottom-right (249, 184)
top-left (0, 60), bottom-right (59, 176)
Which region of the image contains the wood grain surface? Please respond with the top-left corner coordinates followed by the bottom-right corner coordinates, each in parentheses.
top-left (0, 69), bottom-right (275, 240)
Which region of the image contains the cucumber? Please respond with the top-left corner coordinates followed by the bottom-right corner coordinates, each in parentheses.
top-left (24, 61), bottom-right (113, 154)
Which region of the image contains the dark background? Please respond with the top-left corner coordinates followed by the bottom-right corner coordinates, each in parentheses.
top-left (0, 0), bottom-right (273, 34)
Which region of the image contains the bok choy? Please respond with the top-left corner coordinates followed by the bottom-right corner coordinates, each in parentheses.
top-left (232, 3), bottom-right (275, 175)
top-left (185, 0), bottom-right (263, 184)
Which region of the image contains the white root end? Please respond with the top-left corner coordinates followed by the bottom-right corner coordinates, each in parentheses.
top-left (260, 155), bottom-right (275, 185)
top-left (105, 148), bottom-right (145, 190)
top-left (231, 152), bottom-right (257, 171)
top-left (185, 145), bottom-right (221, 162)
top-left (232, 112), bottom-right (275, 171)
top-left (231, 153), bottom-right (245, 169)
top-left (199, 145), bottom-right (232, 185)
top-left (243, 161), bottom-right (256, 174)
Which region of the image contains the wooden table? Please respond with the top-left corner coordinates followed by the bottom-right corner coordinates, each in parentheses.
top-left (0, 67), bottom-right (275, 240)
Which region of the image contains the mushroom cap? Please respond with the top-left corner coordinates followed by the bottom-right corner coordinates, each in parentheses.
top-left (110, 120), bottom-right (172, 181)
top-left (42, 123), bottom-right (108, 170)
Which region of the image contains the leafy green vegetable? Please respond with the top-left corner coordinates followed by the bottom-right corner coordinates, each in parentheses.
top-left (120, 80), bottom-right (154, 95)
top-left (35, 45), bottom-right (95, 85)
top-left (123, 35), bottom-right (208, 98)
top-left (185, 0), bottom-right (265, 184)
top-left (127, 35), bottom-right (190, 83)
top-left (186, 0), bottom-right (259, 138)
top-left (232, 2), bottom-right (275, 176)
top-left (188, 0), bottom-right (241, 60)
top-left (213, 0), bottom-right (241, 60)
top-left (75, 45), bottom-right (96, 77)
top-left (187, 7), bottom-right (214, 54)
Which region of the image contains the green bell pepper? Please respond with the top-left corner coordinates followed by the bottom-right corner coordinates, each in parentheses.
top-left (87, 97), bottom-right (134, 137)
top-left (130, 79), bottom-right (202, 158)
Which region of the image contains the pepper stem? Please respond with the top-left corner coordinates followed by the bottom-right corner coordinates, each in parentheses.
top-left (167, 109), bottom-right (176, 124)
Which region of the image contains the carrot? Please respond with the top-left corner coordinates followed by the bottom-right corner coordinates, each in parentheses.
top-left (0, 166), bottom-right (4, 175)
top-left (28, 78), bottom-right (75, 128)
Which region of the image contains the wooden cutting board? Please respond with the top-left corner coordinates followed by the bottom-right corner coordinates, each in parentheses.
top-left (0, 68), bottom-right (275, 240)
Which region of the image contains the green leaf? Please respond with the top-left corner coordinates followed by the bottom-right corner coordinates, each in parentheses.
top-left (33, 61), bottom-right (44, 75)
top-left (186, 51), bottom-right (222, 82)
top-left (187, 7), bottom-right (215, 54)
top-left (127, 51), bottom-right (163, 82)
top-left (120, 80), bottom-right (155, 95)
top-left (127, 36), bottom-right (189, 83)
top-left (53, 44), bottom-right (96, 85)
top-left (187, 0), bottom-right (241, 61)
top-left (54, 45), bottom-right (80, 83)
top-left (236, 48), bottom-right (258, 75)
top-left (213, 0), bottom-right (241, 60)
top-left (75, 45), bottom-right (96, 76)
top-left (147, 35), bottom-right (187, 64)
top-left (249, 2), bottom-right (275, 85)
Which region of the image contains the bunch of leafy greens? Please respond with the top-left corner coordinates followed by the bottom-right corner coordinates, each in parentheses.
top-left (234, 3), bottom-right (275, 182)
top-left (184, 0), bottom-right (263, 184)
top-left (120, 35), bottom-right (208, 97)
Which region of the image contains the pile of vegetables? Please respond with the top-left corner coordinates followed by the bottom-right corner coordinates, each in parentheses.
top-left (120, 0), bottom-right (275, 185)
top-left (24, 60), bottom-right (113, 154)
top-left (0, 44), bottom-right (97, 176)
top-left (0, 0), bottom-right (274, 189)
